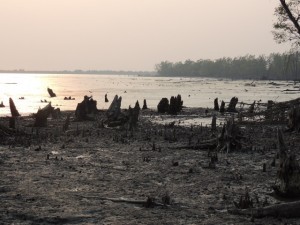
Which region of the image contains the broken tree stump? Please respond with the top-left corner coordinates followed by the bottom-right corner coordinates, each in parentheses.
top-left (219, 100), bottom-right (225, 113)
top-left (227, 97), bottom-right (238, 112)
top-left (142, 99), bottom-right (148, 110)
top-left (107, 95), bottom-right (122, 121)
top-left (9, 98), bottom-right (20, 117)
top-left (33, 102), bottom-right (54, 127)
top-left (105, 95), bottom-right (128, 127)
top-left (273, 129), bottom-right (300, 197)
top-left (128, 101), bottom-right (141, 130)
top-left (214, 98), bottom-right (219, 111)
top-left (157, 98), bottom-right (169, 113)
top-left (75, 95), bottom-right (98, 121)
top-left (47, 87), bottom-right (56, 97)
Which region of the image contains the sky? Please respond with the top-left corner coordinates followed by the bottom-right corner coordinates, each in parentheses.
top-left (0, 0), bottom-right (292, 71)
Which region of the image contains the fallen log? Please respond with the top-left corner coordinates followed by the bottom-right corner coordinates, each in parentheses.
top-left (229, 200), bottom-right (300, 218)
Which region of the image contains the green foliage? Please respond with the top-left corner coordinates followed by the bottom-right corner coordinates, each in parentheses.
top-left (155, 51), bottom-right (300, 80)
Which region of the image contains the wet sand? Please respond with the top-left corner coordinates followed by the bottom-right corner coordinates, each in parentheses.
top-left (0, 108), bottom-right (300, 224)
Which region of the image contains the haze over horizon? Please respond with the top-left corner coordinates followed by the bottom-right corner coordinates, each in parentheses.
top-left (0, 0), bottom-right (292, 72)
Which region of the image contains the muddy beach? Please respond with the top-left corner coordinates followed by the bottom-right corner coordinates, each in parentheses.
top-left (1, 103), bottom-right (300, 225)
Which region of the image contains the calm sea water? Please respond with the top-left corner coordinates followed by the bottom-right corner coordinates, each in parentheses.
top-left (0, 73), bottom-right (298, 116)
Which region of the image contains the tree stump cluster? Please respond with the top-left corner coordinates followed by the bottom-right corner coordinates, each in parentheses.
top-left (75, 95), bottom-right (98, 121)
top-left (157, 94), bottom-right (183, 114)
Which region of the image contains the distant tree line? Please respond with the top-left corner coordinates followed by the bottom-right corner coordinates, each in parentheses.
top-left (155, 51), bottom-right (300, 80)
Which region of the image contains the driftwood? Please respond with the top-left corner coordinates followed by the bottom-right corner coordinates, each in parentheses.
top-left (9, 98), bottom-right (20, 117)
top-left (142, 99), bottom-right (148, 110)
top-left (229, 200), bottom-right (300, 218)
top-left (214, 98), bottom-right (219, 111)
top-left (75, 96), bottom-right (98, 121)
top-left (33, 102), bottom-right (54, 127)
top-left (273, 129), bottom-right (300, 197)
top-left (47, 87), bottom-right (56, 97)
top-left (227, 97), bottom-right (238, 112)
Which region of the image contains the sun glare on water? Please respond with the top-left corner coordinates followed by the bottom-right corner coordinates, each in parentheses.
top-left (0, 74), bottom-right (48, 115)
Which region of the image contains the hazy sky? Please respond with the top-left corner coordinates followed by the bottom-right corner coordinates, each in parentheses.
top-left (0, 0), bottom-right (292, 71)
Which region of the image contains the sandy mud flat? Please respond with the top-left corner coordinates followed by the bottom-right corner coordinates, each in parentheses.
top-left (0, 108), bottom-right (300, 225)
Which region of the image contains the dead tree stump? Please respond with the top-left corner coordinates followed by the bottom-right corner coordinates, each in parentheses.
top-left (142, 99), bottom-right (148, 110)
top-left (106, 95), bottom-right (128, 127)
top-left (157, 98), bottom-right (169, 113)
top-left (227, 97), bottom-right (238, 112)
top-left (33, 102), bottom-right (54, 127)
top-left (105, 94), bottom-right (109, 103)
top-left (75, 95), bottom-right (98, 121)
top-left (47, 87), bottom-right (56, 97)
top-left (214, 98), bottom-right (219, 111)
top-left (128, 101), bottom-right (140, 130)
top-left (9, 98), bottom-right (20, 117)
top-left (219, 100), bottom-right (225, 113)
top-left (273, 129), bottom-right (300, 197)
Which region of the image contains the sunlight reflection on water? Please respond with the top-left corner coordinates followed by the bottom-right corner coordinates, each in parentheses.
top-left (0, 73), bottom-right (298, 116)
